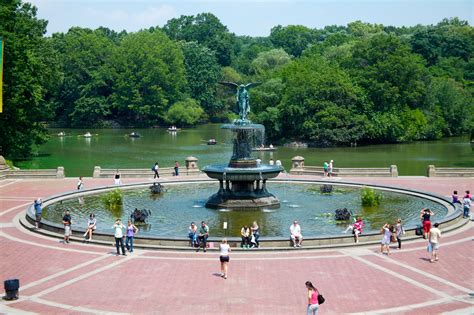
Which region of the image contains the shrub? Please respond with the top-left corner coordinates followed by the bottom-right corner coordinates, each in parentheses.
top-left (101, 189), bottom-right (123, 209)
top-left (361, 187), bottom-right (382, 206)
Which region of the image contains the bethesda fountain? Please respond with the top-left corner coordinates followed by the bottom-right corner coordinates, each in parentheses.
top-left (202, 82), bottom-right (283, 209)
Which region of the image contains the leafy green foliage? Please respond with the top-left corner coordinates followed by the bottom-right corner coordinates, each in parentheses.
top-left (110, 30), bottom-right (187, 126)
top-left (361, 188), bottom-right (383, 206)
top-left (179, 41), bottom-right (220, 116)
top-left (164, 98), bottom-right (205, 126)
top-left (269, 25), bottom-right (318, 57)
top-left (1, 4), bottom-right (472, 160)
top-left (0, 0), bottom-right (60, 158)
top-left (163, 13), bottom-right (235, 66)
top-left (101, 189), bottom-right (123, 209)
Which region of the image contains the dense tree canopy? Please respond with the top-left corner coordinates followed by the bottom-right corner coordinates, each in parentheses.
top-left (0, 0), bottom-right (473, 160)
top-left (0, 0), bottom-right (59, 158)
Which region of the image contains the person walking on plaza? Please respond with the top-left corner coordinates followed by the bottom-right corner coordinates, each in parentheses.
top-left (429, 223), bottom-right (441, 262)
top-left (62, 210), bottom-right (72, 243)
top-left (290, 220), bottom-right (303, 247)
top-left (113, 219), bottom-right (126, 256)
top-left (219, 238), bottom-right (231, 279)
top-left (328, 160), bottom-right (334, 177)
top-left (125, 220), bottom-right (138, 253)
top-left (33, 198), bottom-right (42, 229)
top-left (305, 281), bottom-right (320, 315)
top-left (395, 218), bottom-right (405, 249)
top-left (380, 223), bottom-right (391, 255)
top-left (420, 208), bottom-right (434, 239)
top-left (197, 221), bottom-right (209, 252)
top-left (83, 213), bottom-right (96, 242)
top-left (323, 161), bottom-right (329, 177)
top-left (153, 162), bottom-right (160, 179)
top-left (77, 177), bottom-right (84, 190)
top-left (174, 161), bottom-right (179, 176)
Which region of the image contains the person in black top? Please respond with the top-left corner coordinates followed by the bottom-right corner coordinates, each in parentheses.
top-left (153, 162), bottom-right (160, 179)
top-left (420, 208), bottom-right (434, 239)
top-left (62, 210), bottom-right (72, 243)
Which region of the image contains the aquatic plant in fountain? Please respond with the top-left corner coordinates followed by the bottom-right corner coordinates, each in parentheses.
top-left (202, 82), bottom-right (283, 209)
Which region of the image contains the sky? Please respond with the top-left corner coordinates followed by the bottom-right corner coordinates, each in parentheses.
top-left (28, 0), bottom-right (473, 37)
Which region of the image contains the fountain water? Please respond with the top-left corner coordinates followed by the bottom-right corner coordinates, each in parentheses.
top-left (203, 82), bottom-right (283, 209)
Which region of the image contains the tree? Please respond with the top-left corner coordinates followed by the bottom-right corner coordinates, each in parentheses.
top-left (164, 98), bottom-right (205, 126)
top-left (110, 30), bottom-right (187, 126)
top-left (179, 41), bottom-right (220, 116)
top-left (49, 27), bottom-right (115, 127)
top-left (269, 25), bottom-right (317, 57)
top-left (163, 13), bottom-right (235, 66)
top-left (349, 34), bottom-right (430, 112)
top-left (250, 48), bottom-right (291, 76)
top-left (274, 55), bottom-right (370, 145)
top-left (0, 0), bottom-right (59, 158)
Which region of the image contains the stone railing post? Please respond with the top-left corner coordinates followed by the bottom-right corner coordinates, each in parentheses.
top-left (56, 166), bottom-right (65, 178)
top-left (291, 156), bottom-right (305, 169)
top-left (93, 166), bottom-right (101, 178)
top-left (390, 165), bottom-right (398, 177)
top-left (427, 165), bottom-right (436, 177)
top-left (185, 157), bottom-right (199, 174)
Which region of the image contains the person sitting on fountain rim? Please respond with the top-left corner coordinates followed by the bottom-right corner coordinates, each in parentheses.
top-left (241, 225), bottom-right (251, 249)
top-left (188, 222), bottom-right (198, 247)
top-left (290, 220), bottom-right (303, 247)
top-left (343, 216), bottom-right (364, 243)
top-left (196, 221), bottom-right (209, 252)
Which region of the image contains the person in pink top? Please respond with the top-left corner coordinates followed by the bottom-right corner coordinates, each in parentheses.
top-left (352, 217), bottom-right (364, 243)
top-left (305, 281), bottom-right (320, 315)
top-left (343, 216), bottom-right (364, 243)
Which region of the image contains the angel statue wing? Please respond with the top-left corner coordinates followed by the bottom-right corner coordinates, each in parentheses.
top-left (219, 81), bottom-right (239, 88)
top-left (244, 82), bottom-right (262, 89)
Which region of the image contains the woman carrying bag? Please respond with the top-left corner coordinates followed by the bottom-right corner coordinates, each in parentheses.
top-left (305, 281), bottom-right (324, 315)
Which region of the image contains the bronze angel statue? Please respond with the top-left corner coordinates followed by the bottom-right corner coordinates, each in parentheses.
top-left (219, 82), bottom-right (261, 122)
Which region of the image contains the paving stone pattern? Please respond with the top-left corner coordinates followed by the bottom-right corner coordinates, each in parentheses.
top-left (0, 176), bottom-right (472, 314)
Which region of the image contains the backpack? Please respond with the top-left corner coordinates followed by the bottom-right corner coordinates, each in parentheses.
top-left (151, 165), bottom-right (155, 171)
top-left (317, 293), bottom-right (325, 304)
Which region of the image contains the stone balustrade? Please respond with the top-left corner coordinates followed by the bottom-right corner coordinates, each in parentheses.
top-left (289, 156), bottom-right (398, 177)
top-left (93, 156), bottom-right (200, 178)
top-left (427, 165), bottom-right (474, 177)
top-left (6, 167), bottom-right (65, 179)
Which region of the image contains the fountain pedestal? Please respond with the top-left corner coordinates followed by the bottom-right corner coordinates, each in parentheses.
top-left (203, 124), bottom-right (282, 209)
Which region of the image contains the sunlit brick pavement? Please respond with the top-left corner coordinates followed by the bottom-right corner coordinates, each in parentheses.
top-left (0, 176), bottom-right (472, 314)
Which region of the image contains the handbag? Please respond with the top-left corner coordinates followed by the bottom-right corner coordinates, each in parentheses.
top-left (316, 287), bottom-right (325, 305)
top-left (317, 293), bottom-right (325, 304)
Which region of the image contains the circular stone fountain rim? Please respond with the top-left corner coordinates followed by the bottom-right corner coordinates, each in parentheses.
top-left (25, 178), bottom-right (459, 243)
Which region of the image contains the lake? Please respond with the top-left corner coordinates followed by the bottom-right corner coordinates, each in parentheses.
top-left (15, 124), bottom-right (473, 177)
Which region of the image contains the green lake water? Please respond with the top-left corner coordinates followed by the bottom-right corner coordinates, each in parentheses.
top-left (16, 124), bottom-right (473, 177)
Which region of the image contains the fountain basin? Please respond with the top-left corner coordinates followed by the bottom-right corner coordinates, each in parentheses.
top-left (202, 164), bottom-right (283, 181)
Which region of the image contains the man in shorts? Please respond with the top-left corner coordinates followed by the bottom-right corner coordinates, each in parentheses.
top-left (62, 210), bottom-right (72, 243)
top-left (197, 221), bottom-right (209, 252)
top-left (290, 220), bottom-right (303, 247)
top-left (429, 223), bottom-right (441, 263)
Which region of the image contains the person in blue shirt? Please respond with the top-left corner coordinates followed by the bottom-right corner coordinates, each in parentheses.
top-left (34, 198), bottom-right (42, 229)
